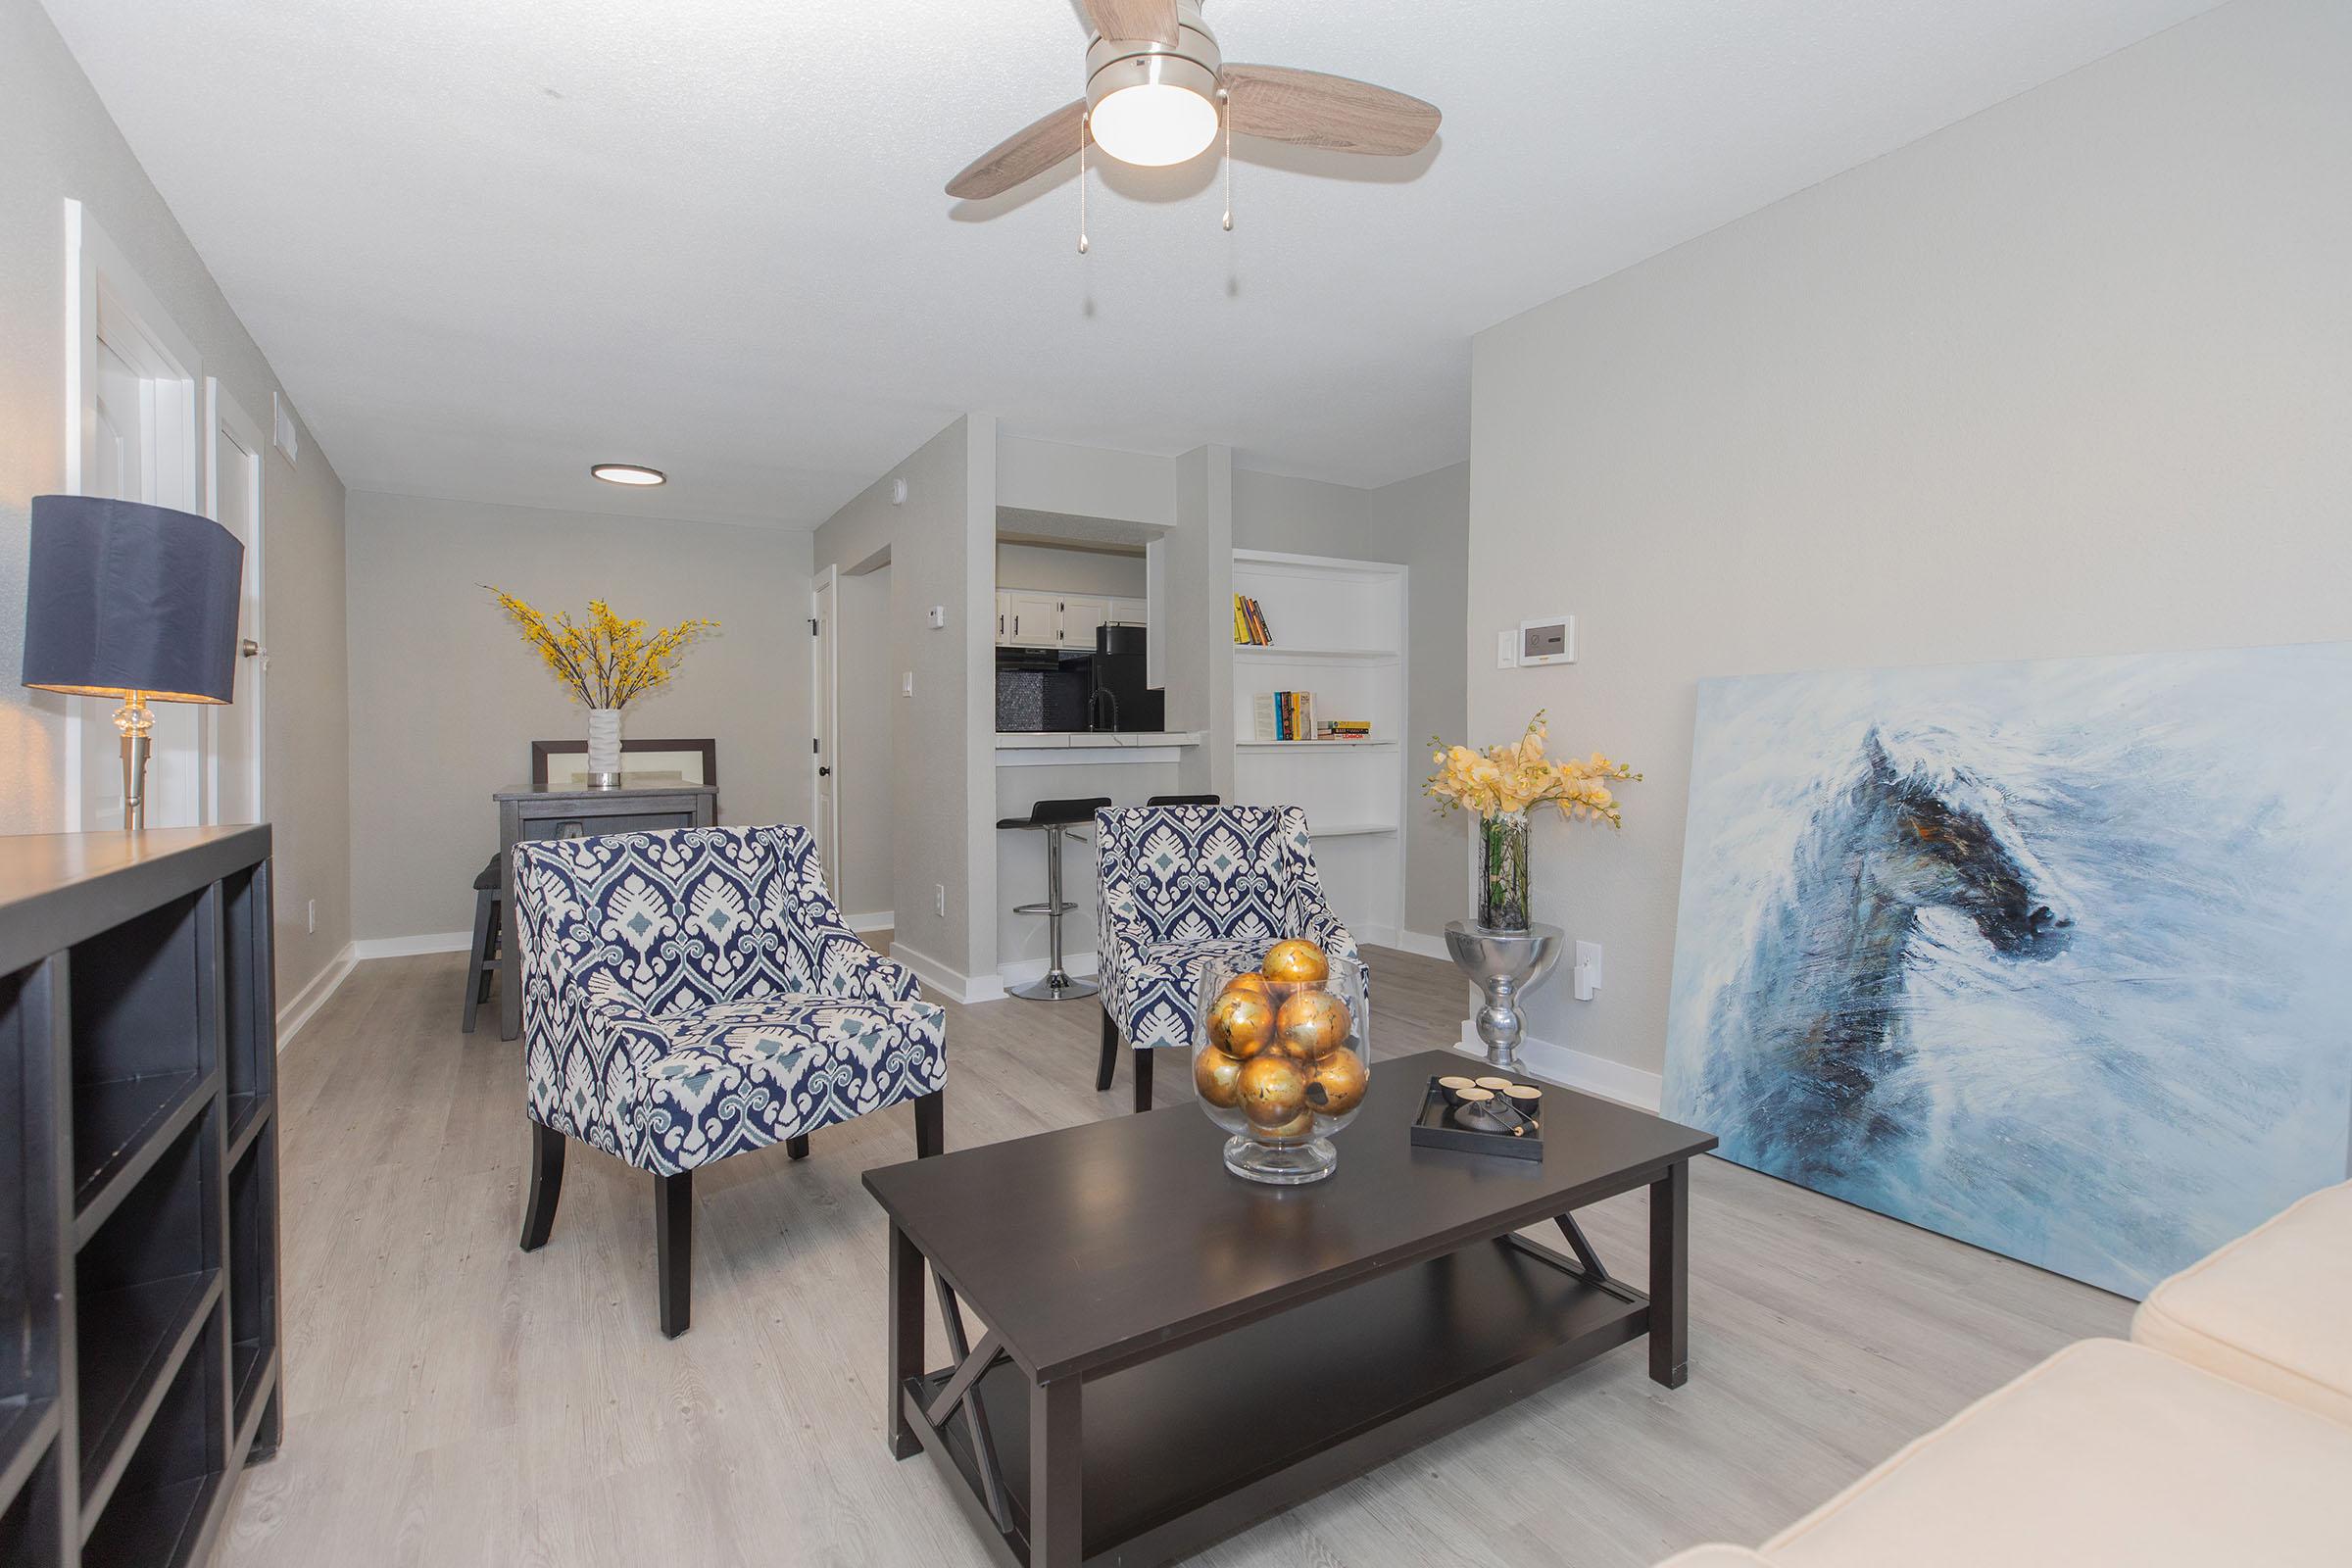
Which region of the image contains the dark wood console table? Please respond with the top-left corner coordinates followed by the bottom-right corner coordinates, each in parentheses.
top-left (862, 1048), bottom-right (1716, 1568)
top-left (0, 826), bottom-right (282, 1568)
top-left (491, 785), bottom-right (718, 1039)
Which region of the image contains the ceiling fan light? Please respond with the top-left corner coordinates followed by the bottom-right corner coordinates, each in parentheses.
top-left (1089, 82), bottom-right (1219, 168)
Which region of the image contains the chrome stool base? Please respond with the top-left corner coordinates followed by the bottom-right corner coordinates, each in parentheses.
top-left (1009, 971), bottom-right (1099, 1002)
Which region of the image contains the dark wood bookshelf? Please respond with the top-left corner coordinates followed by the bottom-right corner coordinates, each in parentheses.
top-left (0, 827), bottom-right (281, 1568)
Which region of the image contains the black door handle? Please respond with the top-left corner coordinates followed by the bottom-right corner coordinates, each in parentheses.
top-left (817, 766), bottom-right (832, 777)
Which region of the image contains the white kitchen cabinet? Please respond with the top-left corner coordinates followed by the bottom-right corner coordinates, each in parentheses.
top-left (1106, 597), bottom-right (1148, 627)
top-left (1059, 596), bottom-right (1106, 653)
top-left (1000, 591), bottom-right (1062, 648)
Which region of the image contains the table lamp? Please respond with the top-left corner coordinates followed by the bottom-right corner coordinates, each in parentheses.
top-left (21, 495), bottom-right (245, 830)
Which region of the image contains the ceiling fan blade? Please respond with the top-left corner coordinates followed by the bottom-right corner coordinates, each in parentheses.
top-left (1080, 0), bottom-right (1179, 46)
top-left (946, 99), bottom-right (1089, 199)
top-left (1220, 64), bottom-right (1441, 156)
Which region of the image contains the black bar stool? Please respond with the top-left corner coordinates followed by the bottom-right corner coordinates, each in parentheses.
top-left (997, 796), bottom-right (1111, 1003)
top-left (1146, 794), bottom-right (1220, 807)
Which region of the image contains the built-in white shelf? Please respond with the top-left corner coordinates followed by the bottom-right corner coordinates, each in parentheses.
top-left (1231, 547), bottom-right (1409, 946)
top-left (1232, 645), bottom-right (1400, 664)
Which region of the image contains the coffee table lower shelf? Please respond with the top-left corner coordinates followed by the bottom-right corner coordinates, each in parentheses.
top-left (902, 1234), bottom-right (1647, 1568)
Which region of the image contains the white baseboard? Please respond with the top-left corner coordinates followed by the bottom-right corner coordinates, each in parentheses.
top-left (844, 909), bottom-right (894, 934)
top-left (997, 951), bottom-right (1099, 990)
top-left (1394, 928), bottom-right (1450, 961)
top-left (277, 943), bottom-right (356, 1052)
top-left (351, 930), bottom-right (471, 959)
top-left (1454, 1022), bottom-right (1662, 1111)
top-left (891, 940), bottom-right (1005, 1004)
top-left (1353, 921), bottom-right (1401, 952)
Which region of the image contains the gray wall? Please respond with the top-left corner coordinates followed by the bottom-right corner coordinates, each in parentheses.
top-left (0, 0), bottom-right (351, 1000)
top-left (1231, 462), bottom-right (1473, 941)
top-left (1370, 464), bottom-right (1472, 941)
top-left (1465, 0), bottom-right (2352, 1084)
top-left (815, 416), bottom-right (997, 986)
top-left (994, 541), bottom-right (1147, 598)
top-left (345, 491), bottom-right (811, 941)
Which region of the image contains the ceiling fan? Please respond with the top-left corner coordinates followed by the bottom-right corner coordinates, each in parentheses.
top-left (946, 0), bottom-right (1442, 201)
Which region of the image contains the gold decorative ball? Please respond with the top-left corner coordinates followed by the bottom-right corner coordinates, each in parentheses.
top-left (1193, 1046), bottom-right (1245, 1107)
top-left (1237, 1053), bottom-right (1308, 1128)
top-left (1206, 988), bottom-right (1276, 1058)
top-left (1304, 1047), bottom-right (1368, 1117)
top-left (1251, 1106), bottom-right (1316, 1142)
top-left (1276, 988), bottom-right (1351, 1059)
top-left (1261, 939), bottom-right (1331, 986)
top-left (1221, 972), bottom-right (1274, 1004)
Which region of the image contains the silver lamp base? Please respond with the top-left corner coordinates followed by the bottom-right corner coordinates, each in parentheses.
top-left (1444, 919), bottom-right (1566, 1071)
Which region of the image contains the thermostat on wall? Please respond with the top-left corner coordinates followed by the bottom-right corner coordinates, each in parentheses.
top-left (1518, 615), bottom-right (1576, 666)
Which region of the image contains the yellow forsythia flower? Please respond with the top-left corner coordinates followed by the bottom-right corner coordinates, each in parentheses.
top-left (486, 586), bottom-right (717, 709)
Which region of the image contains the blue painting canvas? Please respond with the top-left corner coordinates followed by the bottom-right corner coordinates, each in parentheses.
top-left (1660, 644), bottom-right (2352, 1298)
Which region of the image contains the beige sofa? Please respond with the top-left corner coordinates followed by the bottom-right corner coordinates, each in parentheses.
top-left (1658, 1180), bottom-right (2352, 1566)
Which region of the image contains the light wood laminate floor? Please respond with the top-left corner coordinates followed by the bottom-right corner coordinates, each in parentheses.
top-left (220, 942), bottom-right (2128, 1567)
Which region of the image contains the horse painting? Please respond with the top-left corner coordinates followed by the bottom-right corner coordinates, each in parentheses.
top-left (1662, 648), bottom-right (2352, 1297)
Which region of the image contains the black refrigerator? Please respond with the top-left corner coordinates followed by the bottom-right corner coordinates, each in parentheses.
top-left (1089, 623), bottom-right (1163, 731)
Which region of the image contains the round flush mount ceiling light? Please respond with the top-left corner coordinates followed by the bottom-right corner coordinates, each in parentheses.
top-left (590, 463), bottom-right (665, 487)
top-left (1083, 12), bottom-right (1222, 168)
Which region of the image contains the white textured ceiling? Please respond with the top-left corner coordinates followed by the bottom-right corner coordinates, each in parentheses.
top-left (44, 0), bottom-right (2220, 529)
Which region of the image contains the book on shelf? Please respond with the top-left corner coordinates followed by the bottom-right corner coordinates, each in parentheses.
top-left (1251, 690), bottom-right (1319, 741)
top-left (1232, 594), bottom-right (1272, 646)
top-left (1317, 719), bottom-right (1373, 740)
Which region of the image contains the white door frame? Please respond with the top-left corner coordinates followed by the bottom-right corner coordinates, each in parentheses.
top-left (206, 377), bottom-right (267, 825)
top-left (63, 199), bottom-right (207, 831)
top-left (809, 564), bottom-right (841, 879)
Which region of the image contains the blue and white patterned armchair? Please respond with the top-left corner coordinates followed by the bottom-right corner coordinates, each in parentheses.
top-left (513, 824), bottom-right (945, 1337)
top-left (1095, 804), bottom-right (1363, 1111)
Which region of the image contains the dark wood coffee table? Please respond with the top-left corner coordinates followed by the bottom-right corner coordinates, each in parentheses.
top-left (861, 1048), bottom-right (1716, 1568)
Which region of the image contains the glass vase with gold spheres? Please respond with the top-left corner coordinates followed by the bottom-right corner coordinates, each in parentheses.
top-left (1194, 947), bottom-right (1370, 1185)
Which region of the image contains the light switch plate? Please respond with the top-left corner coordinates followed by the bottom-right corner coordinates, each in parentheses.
top-left (927, 605), bottom-right (946, 628)
top-left (1496, 629), bottom-right (1518, 669)
top-left (902, 671), bottom-right (914, 697)
top-left (892, 476), bottom-right (907, 505)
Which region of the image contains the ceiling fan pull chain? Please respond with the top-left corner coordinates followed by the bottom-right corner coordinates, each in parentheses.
top-left (1223, 89), bottom-right (1235, 231)
top-left (1078, 112), bottom-right (1091, 255)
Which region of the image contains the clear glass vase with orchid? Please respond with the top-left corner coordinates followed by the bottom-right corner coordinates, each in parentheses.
top-left (1425, 711), bottom-right (1639, 931)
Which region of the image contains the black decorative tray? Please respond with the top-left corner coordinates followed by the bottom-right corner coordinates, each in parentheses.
top-left (1408, 1075), bottom-right (1544, 1161)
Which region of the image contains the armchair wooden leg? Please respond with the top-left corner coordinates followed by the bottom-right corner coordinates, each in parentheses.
top-left (519, 1120), bottom-right (564, 1250)
top-left (1096, 1008), bottom-right (1120, 1092)
top-left (785, 1134), bottom-right (810, 1160)
top-left (1134, 1046), bottom-right (1153, 1113)
top-left (914, 1088), bottom-right (945, 1158)
top-left (657, 1170), bottom-right (693, 1339)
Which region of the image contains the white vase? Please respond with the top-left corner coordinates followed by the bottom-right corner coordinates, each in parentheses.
top-left (585, 708), bottom-right (623, 789)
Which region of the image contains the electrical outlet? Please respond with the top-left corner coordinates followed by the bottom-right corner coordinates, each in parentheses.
top-left (934, 884), bottom-right (947, 917)
top-left (307, 899), bottom-right (318, 934)
top-left (1573, 940), bottom-right (1602, 1001)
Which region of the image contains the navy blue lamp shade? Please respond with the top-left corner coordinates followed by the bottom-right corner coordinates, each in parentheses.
top-left (21, 495), bottom-right (244, 705)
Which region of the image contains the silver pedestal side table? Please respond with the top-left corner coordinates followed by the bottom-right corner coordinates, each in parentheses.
top-left (1445, 920), bottom-right (1566, 1071)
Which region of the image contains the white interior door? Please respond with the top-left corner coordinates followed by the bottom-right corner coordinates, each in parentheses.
top-left (811, 567), bottom-right (841, 883)
top-left (70, 206), bottom-right (206, 830)
top-left (207, 380), bottom-right (266, 824)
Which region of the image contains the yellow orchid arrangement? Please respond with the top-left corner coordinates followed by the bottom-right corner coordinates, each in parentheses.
top-left (1426, 710), bottom-right (1640, 825)
top-left (487, 587), bottom-right (717, 709)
